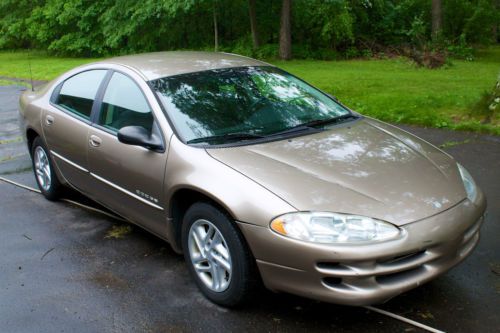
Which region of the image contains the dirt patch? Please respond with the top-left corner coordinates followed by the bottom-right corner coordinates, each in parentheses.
top-left (105, 224), bottom-right (133, 239)
top-left (490, 262), bottom-right (500, 277)
top-left (0, 154), bottom-right (25, 162)
top-left (0, 136), bottom-right (22, 145)
top-left (439, 139), bottom-right (472, 149)
top-left (89, 270), bottom-right (130, 291)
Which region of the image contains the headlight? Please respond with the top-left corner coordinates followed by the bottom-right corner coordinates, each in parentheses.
top-left (270, 212), bottom-right (400, 244)
top-left (457, 163), bottom-right (478, 202)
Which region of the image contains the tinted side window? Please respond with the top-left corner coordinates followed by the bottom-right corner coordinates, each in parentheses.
top-left (55, 70), bottom-right (107, 119)
top-left (98, 72), bottom-right (154, 133)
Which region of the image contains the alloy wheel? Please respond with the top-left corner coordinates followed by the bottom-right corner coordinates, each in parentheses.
top-left (34, 146), bottom-right (51, 191)
top-left (188, 219), bottom-right (232, 292)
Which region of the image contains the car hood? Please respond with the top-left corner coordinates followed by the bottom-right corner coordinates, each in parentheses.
top-left (207, 118), bottom-right (467, 226)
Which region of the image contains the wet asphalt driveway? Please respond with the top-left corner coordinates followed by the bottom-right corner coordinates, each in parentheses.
top-left (1, 85), bottom-right (499, 332)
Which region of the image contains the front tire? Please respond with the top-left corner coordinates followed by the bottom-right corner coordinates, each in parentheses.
top-left (31, 136), bottom-right (63, 201)
top-left (182, 202), bottom-right (257, 307)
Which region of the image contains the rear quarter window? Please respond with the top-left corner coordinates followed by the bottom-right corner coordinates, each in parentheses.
top-left (54, 70), bottom-right (107, 120)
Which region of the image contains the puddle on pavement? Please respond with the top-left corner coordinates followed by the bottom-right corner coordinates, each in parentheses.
top-left (89, 270), bottom-right (130, 290)
top-left (0, 86), bottom-right (31, 176)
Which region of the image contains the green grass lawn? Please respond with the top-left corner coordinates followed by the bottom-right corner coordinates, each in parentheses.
top-left (273, 47), bottom-right (500, 135)
top-left (1, 48), bottom-right (499, 134)
top-left (0, 50), bottom-right (99, 81)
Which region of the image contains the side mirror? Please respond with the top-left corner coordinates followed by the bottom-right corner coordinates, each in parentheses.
top-left (117, 126), bottom-right (163, 151)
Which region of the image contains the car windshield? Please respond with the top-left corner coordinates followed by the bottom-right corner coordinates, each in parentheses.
top-left (151, 66), bottom-right (352, 145)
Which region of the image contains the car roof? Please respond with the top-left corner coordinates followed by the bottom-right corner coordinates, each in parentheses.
top-left (97, 51), bottom-right (270, 81)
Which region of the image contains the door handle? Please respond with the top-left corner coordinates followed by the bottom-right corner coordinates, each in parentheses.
top-left (89, 135), bottom-right (102, 147)
top-left (45, 115), bottom-right (54, 126)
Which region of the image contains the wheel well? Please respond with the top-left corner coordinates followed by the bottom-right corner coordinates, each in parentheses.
top-left (26, 128), bottom-right (39, 155)
top-left (169, 189), bottom-right (236, 252)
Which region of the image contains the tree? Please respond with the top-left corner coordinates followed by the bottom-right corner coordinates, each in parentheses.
top-left (493, 0), bottom-right (499, 42)
top-left (248, 0), bottom-right (260, 49)
top-left (431, 0), bottom-right (442, 39)
top-left (213, 0), bottom-right (219, 51)
top-left (279, 0), bottom-right (292, 60)
top-left (0, 0), bottom-right (497, 58)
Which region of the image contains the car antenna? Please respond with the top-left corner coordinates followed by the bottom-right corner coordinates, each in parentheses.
top-left (27, 49), bottom-right (34, 92)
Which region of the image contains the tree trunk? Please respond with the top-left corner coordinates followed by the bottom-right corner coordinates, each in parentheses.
top-left (182, 15), bottom-right (188, 49)
top-left (493, 0), bottom-right (499, 43)
top-left (431, 0), bottom-right (442, 40)
top-left (213, 0), bottom-right (219, 52)
top-left (279, 0), bottom-right (292, 60)
top-left (248, 0), bottom-right (260, 49)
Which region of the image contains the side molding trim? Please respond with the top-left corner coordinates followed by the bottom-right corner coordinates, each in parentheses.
top-left (49, 150), bottom-right (163, 211)
top-left (90, 172), bottom-right (164, 211)
top-left (50, 150), bottom-right (89, 173)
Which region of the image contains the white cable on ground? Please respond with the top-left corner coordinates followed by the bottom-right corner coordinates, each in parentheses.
top-left (364, 305), bottom-right (446, 333)
top-left (1, 175), bottom-right (446, 333)
top-left (0, 175), bottom-right (41, 193)
top-left (60, 198), bottom-right (127, 222)
top-left (0, 175), bottom-right (126, 222)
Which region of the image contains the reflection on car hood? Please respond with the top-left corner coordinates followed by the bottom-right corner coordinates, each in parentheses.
top-left (207, 118), bottom-right (466, 226)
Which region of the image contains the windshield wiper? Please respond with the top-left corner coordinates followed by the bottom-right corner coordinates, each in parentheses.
top-left (266, 124), bottom-right (318, 137)
top-left (298, 113), bottom-right (359, 128)
top-left (187, 132), bottom-right (264, 144)
top-left (187, 114), bottom-right (359, 144)
top-left (268, 114), bottom-right (359, 137)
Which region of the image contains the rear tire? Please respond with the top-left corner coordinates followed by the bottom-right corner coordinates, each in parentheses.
top-left (181, 202), bottom-right (258, 307)
top-left (31, 136), bottom-right (63, 201)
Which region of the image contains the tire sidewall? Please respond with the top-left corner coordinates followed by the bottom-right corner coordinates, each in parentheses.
top-left (181, 202), bottom-right (250, 306)
top-left (31, 137), bottom-right (61, 200)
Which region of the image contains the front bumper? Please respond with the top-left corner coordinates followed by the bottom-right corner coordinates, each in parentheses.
top-left (237, 198), bottom-right (486, 306)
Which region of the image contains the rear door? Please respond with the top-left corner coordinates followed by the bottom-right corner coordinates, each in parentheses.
top-left (43, 69), bottom-right (109, 192)
top-left (87, 70), bottom-right (168, 236)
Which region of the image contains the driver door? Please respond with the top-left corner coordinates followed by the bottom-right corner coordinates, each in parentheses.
top-left (87, 71), bottom-right (168, 236)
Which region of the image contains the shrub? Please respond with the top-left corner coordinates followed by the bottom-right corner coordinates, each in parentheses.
top-left (470, 74), bottom-right (500, 123)
top-left (253, 44), bottom-right (279, 59)
top-left (446, 35), bottom-right (474, 60)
